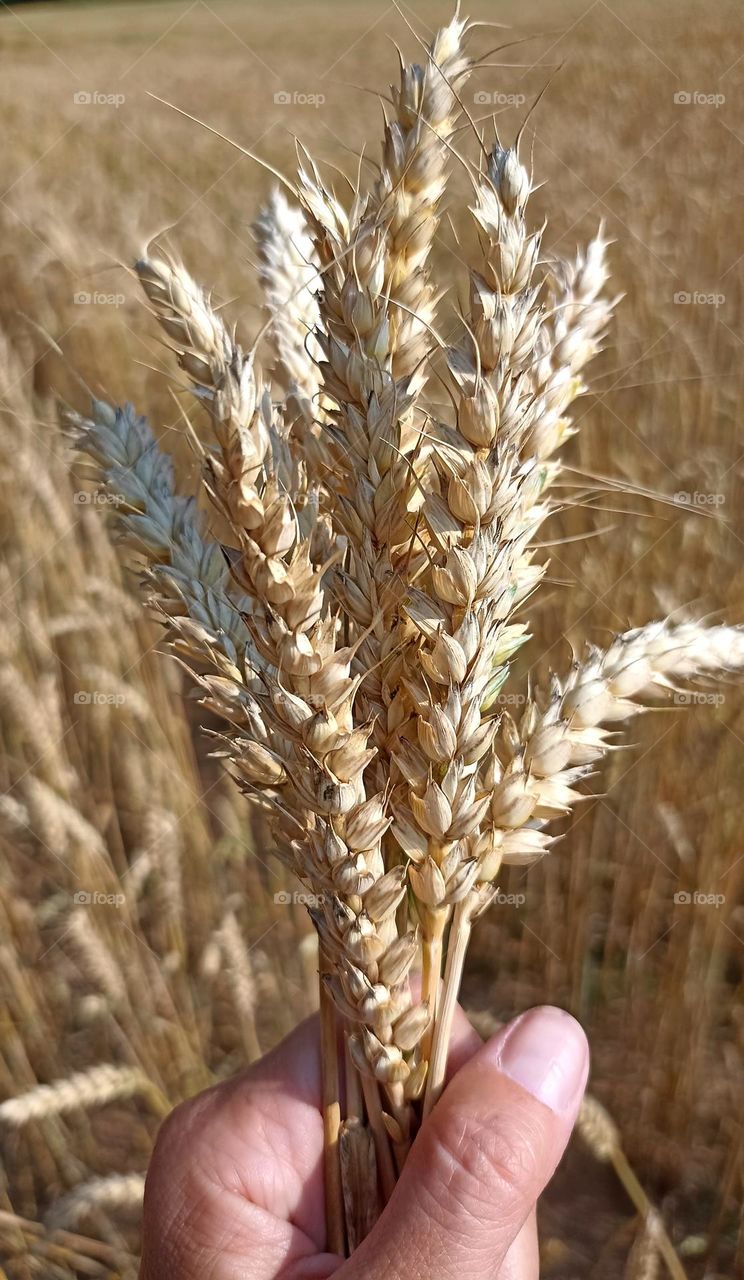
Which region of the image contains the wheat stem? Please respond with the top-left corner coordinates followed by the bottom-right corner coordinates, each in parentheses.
top-left (422, 891), bottom-right (477, 1117)
top-left (359, 1070), bottom-right (397, 1202)
top-left (319, 948), bottom-right (345, 1257)
top-left (420, 925), bottom-right (444, 1060)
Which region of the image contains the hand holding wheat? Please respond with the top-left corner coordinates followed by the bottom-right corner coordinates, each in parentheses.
top-left (68, 10), bottom-right (744, 1259)
top-left (140, 1006), bottom-right (588, 1279)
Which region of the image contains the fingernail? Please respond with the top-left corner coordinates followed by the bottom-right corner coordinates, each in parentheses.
top-left (486, 1006), bottom-right (588, 1114)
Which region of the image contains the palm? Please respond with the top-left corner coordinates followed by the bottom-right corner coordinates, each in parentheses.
top-left (142, 1020), bottom-right (337, 1280)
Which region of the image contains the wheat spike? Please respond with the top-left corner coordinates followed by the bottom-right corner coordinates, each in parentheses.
top-left (67, 911), bottom-right (128, 1005)
top-left (134, 256), bottom-right (422, 1125)
top-left (625, 1214), bottom-right (663, 1280)
top-left (217, 911), bottom-right (261, 1060)
top-left (577, 1093), bottom-right (621, 1161)
top-left (0, 1065), bottom-right (153, 1126)
top-left (489, 621), bottom-right (744, 867)
top-left (299, 17), bottom-right (473, 746)
top-left (45, 1173), bottom-right (145, 1231)
top-left (254, 187), bottom-right (323, 407)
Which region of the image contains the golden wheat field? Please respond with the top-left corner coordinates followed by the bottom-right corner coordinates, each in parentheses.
top-left (0, 0), bottom-right (743, 1276)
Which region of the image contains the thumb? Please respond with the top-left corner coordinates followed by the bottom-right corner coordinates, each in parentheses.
top-left (345, 1005), bottom-right (588, 1280)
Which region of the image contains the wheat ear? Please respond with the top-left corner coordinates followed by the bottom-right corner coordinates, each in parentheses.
top-left (0, 1065), bottom-right (167, 1126)
top-left (425, 621), bottom-right (744, 1113)
top-left (493, 621), bottom-right (744, 846)
top-left (578, 1097), bottom-right (687, 1280)
top-left (299, 16), bottom-right (473, 742)
top-left (254, 187), bottom-right (323, 409)
top-left (68, 400), bottom-right (256, 675)
top-left (390, 142), bottom-right (546, 1084)
top-left (45, 1173), bottom-right (145, 1231)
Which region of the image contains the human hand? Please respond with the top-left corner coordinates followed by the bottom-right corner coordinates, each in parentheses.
top-left (140, 1003), bottom-right (588, 1280)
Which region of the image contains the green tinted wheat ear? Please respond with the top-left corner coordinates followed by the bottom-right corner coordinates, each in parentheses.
top-left (68, 400), bottom-right (259, 691)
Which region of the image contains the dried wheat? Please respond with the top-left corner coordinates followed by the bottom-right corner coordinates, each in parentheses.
top-left (0, 1066), bottom-right (155, 1126)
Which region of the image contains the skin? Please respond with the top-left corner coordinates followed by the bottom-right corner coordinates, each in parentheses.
top-left (140, 1004), bottom-right (588, 1280)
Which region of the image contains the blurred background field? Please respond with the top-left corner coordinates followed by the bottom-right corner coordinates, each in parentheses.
top-left (0, 0), bottom-right (742, 1275)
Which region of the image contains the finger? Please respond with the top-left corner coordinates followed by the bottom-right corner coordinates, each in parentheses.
top-left (344, 1005), bottom-right (588, 1280)
top-left (446, 1001), bottom-right (483, 1076)
top-left (498, 1211), bottom-right (538, 1280)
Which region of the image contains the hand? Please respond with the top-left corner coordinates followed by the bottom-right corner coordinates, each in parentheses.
top-left (140, 1004), bottom-right (588, 1280)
